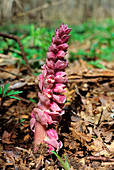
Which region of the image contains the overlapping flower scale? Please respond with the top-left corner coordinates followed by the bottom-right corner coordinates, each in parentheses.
top-left (30, 23), bottom-right (71, 153)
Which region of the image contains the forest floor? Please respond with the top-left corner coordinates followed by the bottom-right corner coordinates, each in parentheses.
top-left (0, 46), bottom-right (114, 170)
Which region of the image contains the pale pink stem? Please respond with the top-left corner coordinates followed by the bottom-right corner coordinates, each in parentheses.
top-left (34, 121), bottom-right (46, 151)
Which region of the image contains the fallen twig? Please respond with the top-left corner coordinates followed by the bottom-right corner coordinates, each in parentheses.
top-left (0, 33), bottom-right (32, 75)
top-left (0, 68), bottom-right (22, 78)
top-left (16, 0), bottom-right (65, 17)
top-left (87, 156), bottom-right (114, 162)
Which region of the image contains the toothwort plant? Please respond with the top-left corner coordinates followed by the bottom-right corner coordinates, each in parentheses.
top-left (30, 23), bottom-right (72, 153)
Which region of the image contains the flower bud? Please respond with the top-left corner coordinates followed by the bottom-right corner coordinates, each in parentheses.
top-left (61, 34), bottom-right (71, 43)
top-left (53, 94), bottom-right (66, 104)
top-left (55, 71), bottom-right (67, 83)
top-left (43, 89), bottom-right (53, 98)
top-left (59, 23), bottom-right (72, 37)
top-left (46, 58), bottom-right (55, 69)
top-left (47, 129), bottom-right (58, 140)
top-left (47, 52), bottom-right (56, 61)
top-left (58, 43), bottom-right (68, 51)
top-left (52, 36), bottom-right (62, 45)
top-left (49, 43), bottom-right (58, 53)
top-left (56, 50), bottom-right (66, 59)
top-left (53, 83), bottom-right (66, 93)
top-left (50, 101), bottom-right (62, 112)
top-left (44, 75), bottom-right (55, 89)
top-left (55, 59), bottom-right (68, 70)
top-left (38, 92), bottom-right (50, 106)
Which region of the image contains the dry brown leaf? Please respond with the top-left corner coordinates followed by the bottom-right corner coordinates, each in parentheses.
top-left (2, 131), bottom-right (13, 144)
top-left (90, 138), bottom-right (104, 154)
top-left (106, 142), bottom-right (114, 153)
top-left (20, 115), bottom-right (29, 119)
top-left (24, 134), bottom-right (30, 141)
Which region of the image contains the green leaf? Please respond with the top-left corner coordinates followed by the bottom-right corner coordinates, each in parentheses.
top-left (6, 90), bottom-right (22, 96)
top-left (29, 98), bottom-right (37, 103)
top-left (6, 90), bottom-right (15, 96)
top-left (0, 86), bottom-right (2, 95)
top-left (9, 96), bottom-right (20, 100)
top-left (3, 83), bottom-right (10, 97)
top-left (64, 155), bottom-right (70, 170)
top-left (20, 118), bottom-right (25, 123)
top-left (51, 151), bottom-right (68, 170)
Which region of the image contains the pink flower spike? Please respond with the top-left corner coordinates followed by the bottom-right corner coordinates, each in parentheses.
top-left (50, 101), bottom-right (62, 112)
top-left (56, 50), bottom-right (66, 59)
top-left (53, 94), bottom-right (66, 104)
top-left (47, 129), bottom-right (58, 140)
top-left (58, 43), bottom-right (69, 51)
top-left (55, 59), bottom-right (68, 70)
top-left (31, 23), bottom-right (72, 153)
top-left (47, 52), bottom-right (56, 61)
top-left (53, 83), bottom-right (66, 93)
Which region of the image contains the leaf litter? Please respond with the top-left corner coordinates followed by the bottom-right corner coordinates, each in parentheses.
top-left (0, 55), bottom-right (114, 169)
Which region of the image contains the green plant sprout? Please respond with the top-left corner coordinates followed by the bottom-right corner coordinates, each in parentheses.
top-left (19, 118), bottom-right (25, 126)
top-left (0, 82), bottom-right (22, 106)
top-left (51, 151), bottom-right (71, 170)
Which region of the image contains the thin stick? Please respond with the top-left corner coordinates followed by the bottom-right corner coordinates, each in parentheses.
top-left (87, 156), bottom-right (114, 162)
top-left (16, 0), bottom-right (65, 17)
top-left (0, 33), bottom-right (32, 75)
top-left (0, 68), bottom-right (22, 78)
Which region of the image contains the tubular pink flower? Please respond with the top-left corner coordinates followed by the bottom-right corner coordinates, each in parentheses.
top-left (50, 101), bottom-right (62, 112)
top-left (55, 59), bottom-right (68, 70)
top-left (52, 36), bottom-right (62, 45)
top-left (61, 34), bottom-right (71, 43)
top-left (38, 92), bottom-right (50, 105)
top-left (46, 58), bottom-right (55, 70)
top-left (56, 50), bottom-right (66, 59)
top-left (47, 52), bottom-right (56, 61)
top-left (54, 71), bottom-right (68, 83)
top-left (49, 43), bottom-right (58, 53)
top-left (59, 23), bottom-right (72, 36)
top-left (47, 129), bottom-right (58, 140)
top-left (58, 43), bottom-right (69, 51)
top-left (33, 108), bottom-right (56, 126)
top-left (43, 89), bottom-right (53, 98)
top-left (53, 83), bottom-right (66, 93)
top-left (44, 75), bottom-right (55, 89)
top-left (31, 23), bottom-right (72, 152)
top-left (53, 94), bottom-right (66, 104)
